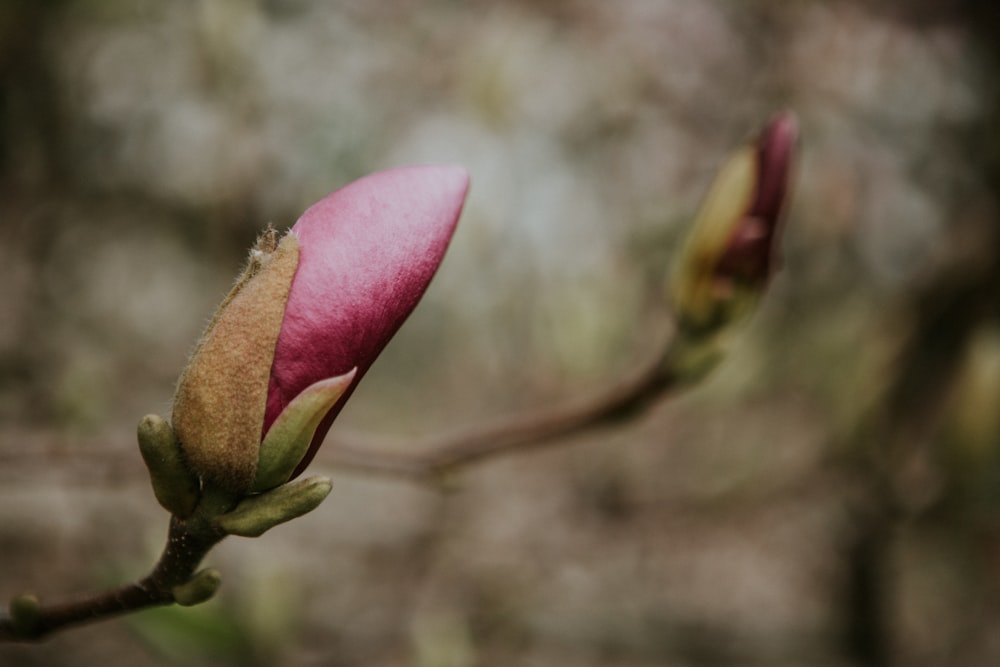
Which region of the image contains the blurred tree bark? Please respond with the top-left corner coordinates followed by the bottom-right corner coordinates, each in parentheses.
top-left (842, 2), bottom-right (1000, 665)
top-left (0, 0), bottom-right (69, 187)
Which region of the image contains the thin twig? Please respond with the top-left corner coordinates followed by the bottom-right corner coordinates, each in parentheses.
top-left (325, 322), bottom-right (680, 481)
top-left (0, 506), bottom-right (227, 641)
top-left (0, 322), bottom-right (683, 638)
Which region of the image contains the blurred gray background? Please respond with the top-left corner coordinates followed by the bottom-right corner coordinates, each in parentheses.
top-left (2, 1), bottom-right (1000, 665)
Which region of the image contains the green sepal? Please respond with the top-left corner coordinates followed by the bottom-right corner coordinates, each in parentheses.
top-left (215, 476), bottom-right (333, 538)
top-left (670, 146), bottom-right (757, 333)
top-left (172, 568), bottom-right (222, 607)
top-left (252, 370), bottom-right (356, 491)
top-left (138, 414), bottom-right (201, 518)
top-left (8, 594), bottom-right (41, 634)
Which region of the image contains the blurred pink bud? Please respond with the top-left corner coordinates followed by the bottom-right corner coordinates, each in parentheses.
top-left (670, 111), bottom-right (798, 331)
top-left (173, 165), bottom-right (470, 493)
top-left (715, 111), bottom-right (798, 284)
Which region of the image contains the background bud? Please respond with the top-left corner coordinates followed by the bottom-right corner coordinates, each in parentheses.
top-left (670, 111), bottom-right (798, 334)
top-left (665, 112), bottom-right (798, 383)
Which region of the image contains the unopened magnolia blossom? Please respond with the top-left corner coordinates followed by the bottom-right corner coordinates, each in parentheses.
top-left (172, 165), bottom-right (470, 494)
top-left (671, 112), bottom-right (798, 332)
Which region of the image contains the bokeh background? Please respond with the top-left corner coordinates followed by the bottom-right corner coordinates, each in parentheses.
top-left (2, 1), bottom-right (1000, 665)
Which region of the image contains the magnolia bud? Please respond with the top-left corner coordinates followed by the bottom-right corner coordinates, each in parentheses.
top-left (170, 166), bottom-right (469, 495)
top-left (665, 112), bottom-right (798, 382)
top-left (671, 111), bottom-right (798, 334)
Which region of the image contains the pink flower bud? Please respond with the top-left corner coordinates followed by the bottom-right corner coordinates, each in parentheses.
top-left (670, 111), bottom-right (798, 332)
top-left (172, 165), bottom-right (470, 493)
top-left (714, 111), bottom-right (798, 284)
top-left (268, 164), bottom-right (470, 480)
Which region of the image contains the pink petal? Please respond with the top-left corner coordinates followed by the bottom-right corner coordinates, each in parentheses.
top-left (750, 110), bottom-right (798, 224)
top-left (264, 164), bottom-right (469, 476)
top-left (717, 111), bottom-right (798, 282)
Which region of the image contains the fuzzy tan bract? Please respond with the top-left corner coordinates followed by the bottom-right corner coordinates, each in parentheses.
top-left (172, 234), bottom-right (300, 492)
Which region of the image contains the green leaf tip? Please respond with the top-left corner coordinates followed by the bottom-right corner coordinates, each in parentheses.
top-left (137, 414), bottom-right (201, 517)
top-left (172, 568), bottom-right (222, 607)
top-left (215, 476), bottom-right (333, 538)
top-left (253, 370), bottom-right (356, 491)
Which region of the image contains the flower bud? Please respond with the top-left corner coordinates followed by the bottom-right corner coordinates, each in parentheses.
top-left (670, 111), bottom-right (798, 333)
top-left (172, 165), bottom-right (470, 494)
